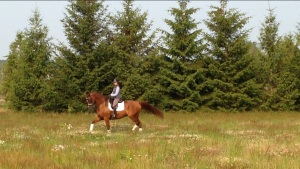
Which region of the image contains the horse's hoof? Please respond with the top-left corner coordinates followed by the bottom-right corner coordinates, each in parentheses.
top-left (132, 125), bottom-right (138, 131)
top-left (107, 130), bottom-right (111, 133)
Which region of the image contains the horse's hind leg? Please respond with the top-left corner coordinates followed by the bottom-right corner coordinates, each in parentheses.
top-left (129, 115), bottom-right (142, 132)
top-left (104, 117), bottom-right (111, 133)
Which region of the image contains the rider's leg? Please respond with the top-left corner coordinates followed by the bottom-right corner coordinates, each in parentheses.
top-left (110, 97), bottom-right (114, 109)
top-left (112, 98), bottom-right (119, 118)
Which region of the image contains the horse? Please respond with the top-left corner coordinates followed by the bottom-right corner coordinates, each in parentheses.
top-left (85, 92), bottom-right (164, 133)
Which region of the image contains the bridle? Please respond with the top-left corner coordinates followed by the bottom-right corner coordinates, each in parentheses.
top-left (86, 96), bottom-right (95, 111)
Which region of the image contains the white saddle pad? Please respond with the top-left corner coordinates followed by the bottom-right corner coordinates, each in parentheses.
top-left (108, 101), bottom-right (125, 111)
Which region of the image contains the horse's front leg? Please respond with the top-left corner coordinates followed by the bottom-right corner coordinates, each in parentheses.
top-left (90, 117), bottom-right (101, 131)
top-left (104, 117), bottom-right (111, 133)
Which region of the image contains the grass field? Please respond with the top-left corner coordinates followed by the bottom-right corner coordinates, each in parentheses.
top-left (1, 107), bottom-right (300, 169)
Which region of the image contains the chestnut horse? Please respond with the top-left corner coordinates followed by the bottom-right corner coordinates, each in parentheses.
top-left (85, 92), bottom-right (164, 133)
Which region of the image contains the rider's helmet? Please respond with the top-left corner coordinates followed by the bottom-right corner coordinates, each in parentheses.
top-left (113, 79), bottom-right (118, 83)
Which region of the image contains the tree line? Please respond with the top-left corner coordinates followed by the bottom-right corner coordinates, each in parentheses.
top-left (2, 0), bottom-right (300, 112)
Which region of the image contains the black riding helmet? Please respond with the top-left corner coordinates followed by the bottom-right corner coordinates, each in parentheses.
top-left (113, 79), bottom-right (118, 83)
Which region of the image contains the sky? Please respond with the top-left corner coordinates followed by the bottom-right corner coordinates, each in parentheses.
top-left (1, 1), bottom-right (300, 60)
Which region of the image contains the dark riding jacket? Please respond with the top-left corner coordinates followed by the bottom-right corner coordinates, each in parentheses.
top-left (111, 85), bottom-right (121, 99)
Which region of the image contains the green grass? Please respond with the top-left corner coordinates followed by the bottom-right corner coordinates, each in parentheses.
top-left (1, 108), bottom-right (300, 169)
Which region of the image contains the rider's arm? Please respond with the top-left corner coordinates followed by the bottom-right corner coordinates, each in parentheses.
top-left (110, 86), bottom-right (120, 97)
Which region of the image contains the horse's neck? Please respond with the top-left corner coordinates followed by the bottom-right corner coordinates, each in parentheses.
top-left (92, 93), bottom-right (105, 106)
top-left (92, 93), bottom-right (109, 114)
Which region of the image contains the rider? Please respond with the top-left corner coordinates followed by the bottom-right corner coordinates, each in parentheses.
top-left (110, 79), bottom-right (121, 119)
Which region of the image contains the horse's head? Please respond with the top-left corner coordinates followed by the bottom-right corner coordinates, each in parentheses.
top-left (85, 92), bottom-right (95, 111)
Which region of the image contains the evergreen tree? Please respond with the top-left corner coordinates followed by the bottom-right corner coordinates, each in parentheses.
top-left (258, 7), bottom-right (280, 109)
top-left (136, 50), bottom-right (167, 106)
top-left (156, 0), bottom-right (205, 111)
top-left (2, 8), bottom-right (55, 111)
top-left (160, 0), bottom-right (204, 63)
top-left (54, 0), bottom-right (110, 112)
top-left (266, 33), bottom-right (300, 110)
top-left (0, 60), bottom-right (6, 89)
top-left (202, 0), bottom-right (262, 111)
top-left (107, 0), bottom-right (158, 100)
top-left (1, 32), bottom-right (24, 109)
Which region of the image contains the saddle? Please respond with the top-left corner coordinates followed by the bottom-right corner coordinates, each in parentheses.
top-left (109, 97), bottom-right (122, 105)
top-left (108, 98), bottom-right (124, 111)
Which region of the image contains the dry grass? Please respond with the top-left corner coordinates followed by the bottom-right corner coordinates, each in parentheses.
top-left (1, 110), bottom-right (300, 168)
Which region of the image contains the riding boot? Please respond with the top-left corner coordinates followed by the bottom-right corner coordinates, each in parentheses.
top-left (112, 106), bottom-right (117, 120)
top-left (110, 98), bottom-right (114, 109)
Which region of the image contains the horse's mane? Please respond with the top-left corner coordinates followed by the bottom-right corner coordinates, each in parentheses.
top-left (90, 92), bottom-right (106, 104)
top-left (91, 92), bottom-right (104, 98)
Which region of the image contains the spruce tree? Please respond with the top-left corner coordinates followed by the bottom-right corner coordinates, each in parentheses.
top-left (107, 0), bottom-right (158, 100)
top-left (2, 8), bottom-right (55, 111)
top-left (266, 33), bottom-right (300, 110)
top-left (202, 0), bottom-right (261, 111)
top-left (1, 32), bottom-right (24, 110)
top-left (137, 51), bottom-right (165, 105)
top-left (258, 7), bottom-right (280, 109)
top-left (54, 0), bottom-right (110, 112)
top-left (0, 60), bottom-right (5, 89)
top-left (157, 0), bottom-right (205, 111)
top-left (160, 0), bottom-right (204, 63)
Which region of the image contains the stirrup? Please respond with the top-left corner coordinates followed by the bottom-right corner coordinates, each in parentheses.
top-left (110, 114), bottom-right (115, 120)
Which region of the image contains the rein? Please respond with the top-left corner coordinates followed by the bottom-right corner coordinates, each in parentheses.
top-left (86, 96), bottom-right (95, 111)
top-left (86, 93), bottom-right (110, 111)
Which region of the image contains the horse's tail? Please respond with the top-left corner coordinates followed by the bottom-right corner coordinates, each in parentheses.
top-left (139, 101), bottom-right (164, 119)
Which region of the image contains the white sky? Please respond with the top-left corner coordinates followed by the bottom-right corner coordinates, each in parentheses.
top-left (1, 1), bottom-right (300, 60)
